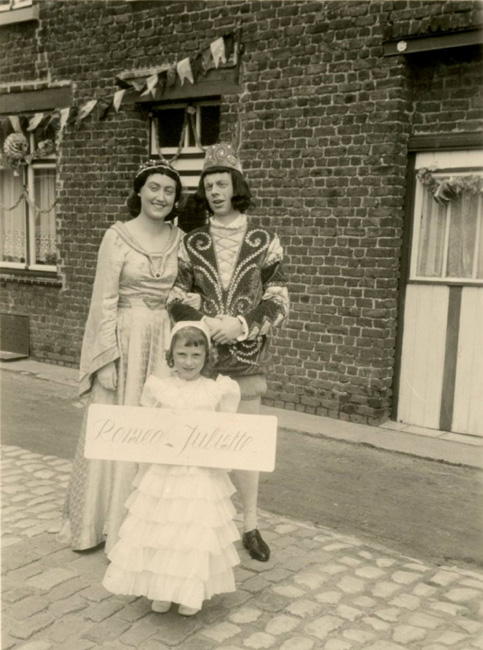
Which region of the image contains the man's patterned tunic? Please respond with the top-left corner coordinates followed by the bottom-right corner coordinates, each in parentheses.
top-left (168, 220), bottom-right (289, 377)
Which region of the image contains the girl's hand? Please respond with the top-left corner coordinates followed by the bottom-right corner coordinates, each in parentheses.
top-left (182, 293), bottom-right (202, 309)
top-left (97, 361), bottom-right (117, 391)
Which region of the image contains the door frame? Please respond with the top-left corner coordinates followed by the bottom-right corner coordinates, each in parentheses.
top-left (391, 133), bottom-right (483, 421)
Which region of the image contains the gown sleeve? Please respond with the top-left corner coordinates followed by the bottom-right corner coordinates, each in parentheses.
top-left (214, 375), bottom-right (241, 414)
top-left (78, 228), bottom-right (124, 397)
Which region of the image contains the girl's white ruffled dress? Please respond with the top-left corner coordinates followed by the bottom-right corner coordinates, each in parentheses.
top-left (102, 374), bottom-right (241, 610)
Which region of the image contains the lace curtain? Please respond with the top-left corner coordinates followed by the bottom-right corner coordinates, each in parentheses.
top-left (33, 168), bottom-right (57, 264)
top-left (416, 184), bottom-right (483, 280)
top-left (0, 169), bottom-right (26, 263)
top-left (0, 167), bottom-right (56, 265)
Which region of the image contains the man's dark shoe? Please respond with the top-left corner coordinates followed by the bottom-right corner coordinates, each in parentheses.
top-left (242, 529), bottom-right (270, 562)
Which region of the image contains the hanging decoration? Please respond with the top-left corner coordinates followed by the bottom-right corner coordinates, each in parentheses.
top-left (3, 133), bottom-right (29, 172)
top-left (417, 168), bottom-right (483, 205)
top-left (33, 139), bottom-right (56, 158)
top-left (0, 181), bottom-right (57, 216)
top-left (0, 110), bottom-right (59, 174)
top-left (153, 104), bottom-right (203, 164)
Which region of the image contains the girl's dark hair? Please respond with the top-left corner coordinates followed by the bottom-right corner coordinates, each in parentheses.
top-left (126, 167), bottom-right (183, 220)
top-left (194, 166), bottom-right (254, 215)
top-left (166, 326), bottom-right (215, 374)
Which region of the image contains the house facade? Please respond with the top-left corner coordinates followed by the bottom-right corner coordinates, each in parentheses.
top-left (1, 0), bottom-right (482, 433)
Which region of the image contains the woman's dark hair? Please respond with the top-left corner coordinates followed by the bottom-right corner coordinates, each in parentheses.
top-left (194, 166), bottom-right (254, 215)
top-left (166, 326), bottom-right (216, 375)
top-left (126, 167), bottom-right (183, 220)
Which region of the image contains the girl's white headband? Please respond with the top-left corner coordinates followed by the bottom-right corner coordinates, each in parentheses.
top-left (169, 320), bottom-right (211, 348)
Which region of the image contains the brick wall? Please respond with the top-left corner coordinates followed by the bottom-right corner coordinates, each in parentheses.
top-left (1, 0), bottom-right (482, 423)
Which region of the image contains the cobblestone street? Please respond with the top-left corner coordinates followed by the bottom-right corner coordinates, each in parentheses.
top-left (2, 443), bottom-right (483, 650)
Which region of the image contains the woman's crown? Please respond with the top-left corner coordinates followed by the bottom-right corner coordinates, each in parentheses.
top-left (136, 157), bottom-right (180, 180)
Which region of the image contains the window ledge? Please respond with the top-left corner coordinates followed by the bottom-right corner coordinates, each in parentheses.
top-left (0, 5), bottom-right (39, 26)
top-left (409, 279), bottom-right (483, 288)
top-left (0, 269), bottom-right (62, 288)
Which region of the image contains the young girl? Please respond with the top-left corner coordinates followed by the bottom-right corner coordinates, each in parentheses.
top-left (102, 320), bottom-right (241, 616)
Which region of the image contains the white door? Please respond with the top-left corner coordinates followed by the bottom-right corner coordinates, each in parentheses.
top-left (397, 150), bottom-right (483, 435)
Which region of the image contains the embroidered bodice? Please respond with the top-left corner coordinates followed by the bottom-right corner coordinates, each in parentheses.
top-left (167, 219), bottom-right (289, 376)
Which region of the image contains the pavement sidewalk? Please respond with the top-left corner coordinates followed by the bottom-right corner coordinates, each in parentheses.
top-left (2, 442), bottom-right (483, 650)
top-left (2, 358), bottom-right (482, 469)
top-left (2, 358), bottom-right (483, 649)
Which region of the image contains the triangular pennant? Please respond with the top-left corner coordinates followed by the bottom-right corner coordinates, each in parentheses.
top-left (113, 89), bottom-right (126, 112)
top-left (224, 33), bottom-right (235, 60)
top-left (141, 73), bottom-right (159, 97)
top-left (132, 79), bottom-right (145, 93)
top-left (35, 113), bottom-right (52, 138)
top-left (59, 108), bottom-right (71, 133)
top-left (115, 76), bottom-right (132, 90)
top-left (191, 53), bottom-right (204, 80)
top-left (201, 47), bottom-right (213, 72)
top-left (210, 37), bottom-right (226, 68)
top-left (27, 113), bottom-right (44, 132)
top-left (156, 72), bottom-right (167, 96)
top-left (9, 116), bottom-right (22, 133)
top-left (76, 99), bottom-right (97, 124)
top-left (98, 98), bottom-right (112, 121)
top-left (166, 65), bottom-right (177, 87)
top-left (0, 117), bottom-right (11, 136)
top-left (177, 57), bottom-right (194, 85)
top-left (19, 115), bottom-right (30, 132)
top-left (42, 112), bottom-right (59, 135)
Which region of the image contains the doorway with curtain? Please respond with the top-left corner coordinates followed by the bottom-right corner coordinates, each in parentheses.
top-left (397, 150), bottom-right (483, 436)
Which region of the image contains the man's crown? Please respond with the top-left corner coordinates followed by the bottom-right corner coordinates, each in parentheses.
top-left (202, 143), bottom-right (243, 174)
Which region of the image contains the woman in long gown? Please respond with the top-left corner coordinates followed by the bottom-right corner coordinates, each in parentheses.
top-left (59, 159), bottom-right (198, 553)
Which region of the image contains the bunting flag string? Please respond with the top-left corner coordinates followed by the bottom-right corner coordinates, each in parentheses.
top-left (1, 30), bottom-right (240, 171)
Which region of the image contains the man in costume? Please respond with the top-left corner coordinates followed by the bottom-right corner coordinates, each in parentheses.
top-left (168, 143), bottom-right (289, 561)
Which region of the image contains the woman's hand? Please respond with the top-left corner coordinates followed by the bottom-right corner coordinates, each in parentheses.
top-left (182, 292), bottom-right (202, 309)
top-left (97, 361), bottom-right (117, 391)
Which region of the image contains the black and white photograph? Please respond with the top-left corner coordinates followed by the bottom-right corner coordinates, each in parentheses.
top-left (0, 0), bottom-right (482, 648)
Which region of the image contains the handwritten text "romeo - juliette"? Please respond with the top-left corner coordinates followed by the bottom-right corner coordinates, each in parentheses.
top-left (179, 425), bottom-right (253, 454)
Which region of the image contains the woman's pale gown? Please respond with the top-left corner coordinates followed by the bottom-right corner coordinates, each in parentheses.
top-left (59, 221), bottom-right (182, 553)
